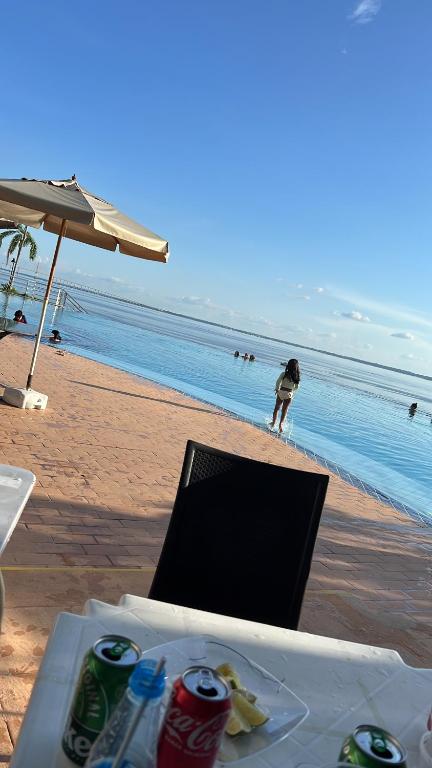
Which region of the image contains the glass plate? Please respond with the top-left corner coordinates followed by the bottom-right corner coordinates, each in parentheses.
top-left (141, 634), bottom-right (309, 764)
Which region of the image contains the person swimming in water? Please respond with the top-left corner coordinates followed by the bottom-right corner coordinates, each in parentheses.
top-left (271, 358), bottom-right (300, 433)
top-left (13, 310), bottom-right (27, 324)
top-left (49, 329), bottom-right (62, 343)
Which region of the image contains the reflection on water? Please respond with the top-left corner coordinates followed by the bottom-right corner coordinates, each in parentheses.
top-left (5, 290), bottom-right (432, 520)
top-left (0, 291), bottom-right (10, 318)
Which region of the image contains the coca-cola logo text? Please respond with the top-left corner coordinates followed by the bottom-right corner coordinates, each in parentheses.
top-left (164, 706), bottom-right (227, 754)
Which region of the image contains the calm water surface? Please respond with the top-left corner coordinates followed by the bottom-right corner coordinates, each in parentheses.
top-left (3, 290), bottom-right (431, 521)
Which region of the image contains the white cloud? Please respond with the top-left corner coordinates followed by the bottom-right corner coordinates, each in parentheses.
top-left (278, 322), bottom-right (311, 334)
top-left (349, 0), bottom-right (382, 25)
top-left (317, 332), bottom-right (337, 338)
top-left (341, 310), bottom-right (371, 322)
top-left (391, 332), bottom-right (415, 340)
top-left (313, 287), bottom-right (324, 293)
top-left (178, 295), bottom-right (210, 306)
top-left (286, 294), bottom-right (311, 301)
top-left (63, 266), bottom-right (94, 278)
top-left (277, 281), bottom-right (311, 293)
top-left (176, 295), bottom-right (230, 312)
top-left (174, 295), bottom-right (261, 323)
top-left (329, 287), bottom-right (432, 331)
top-left (341, 47), bottom-right (348, 55)
top-left (251, 315), bottom-right (275, 328)
top-left (364, 343), bottom-right (373, 350)
top-left (401, 353), bottom-right (415, 360)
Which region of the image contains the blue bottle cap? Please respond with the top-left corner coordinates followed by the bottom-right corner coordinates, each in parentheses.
top-left (129, 658), bottom-right (165, 699)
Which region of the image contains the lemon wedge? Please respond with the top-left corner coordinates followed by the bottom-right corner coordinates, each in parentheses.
top-left (217, 662), bottom-right (269, 735)
top-left (225, 706), bottom-right (252, 736)
top-left (216, 663), bottom-right (242, 690)
top-left (236, 687), bottom-right (257, 704)
top-left (232, 690), bottom-right (269, 727)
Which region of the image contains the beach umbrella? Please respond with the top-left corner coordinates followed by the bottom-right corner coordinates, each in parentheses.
top-left (0, 220), bottom-right (19, 229)
top-left (0, 177), bottom-right (169, 390)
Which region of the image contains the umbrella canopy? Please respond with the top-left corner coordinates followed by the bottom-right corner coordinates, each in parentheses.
top-left (0, 177), bottom-right (169, 262)
top-left (0, 220), bottom-right (20, 229)
top-left (0, 177), bottom-right (169, 392)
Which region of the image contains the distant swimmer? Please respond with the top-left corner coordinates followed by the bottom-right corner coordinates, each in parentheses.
top-left (271, 358), bottom-right (300, 433)
top-left (408, 402), bottom-right (418, 417)
top-left (249, 354), bottom-right (256, 361)
top-left (234, 350), bottom-right (240, 357)
top-left (49, 329), bottom-right (62, 343)
top-left (13, 310), bottom-right (27, 324)
top-left (242, 353), bottom-right (249, 360)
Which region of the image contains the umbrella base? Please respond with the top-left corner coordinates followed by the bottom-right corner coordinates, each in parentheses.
top-left (2, 387), bottom-right (48, 410)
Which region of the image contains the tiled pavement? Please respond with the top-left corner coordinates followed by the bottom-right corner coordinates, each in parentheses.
top-left (0, 337), bottom-right (430, 762)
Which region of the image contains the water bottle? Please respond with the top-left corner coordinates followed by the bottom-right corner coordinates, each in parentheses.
top-left (86, 658), bottom-right (166, 768)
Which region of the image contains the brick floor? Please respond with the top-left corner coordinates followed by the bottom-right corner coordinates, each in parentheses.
top-left (0, 336), bottom-right (430, 763)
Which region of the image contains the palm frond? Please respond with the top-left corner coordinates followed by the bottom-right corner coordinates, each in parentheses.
top-left (7, 234), bottom-right (23, 258)
top-left (24, 231), bottom-right (37, 257)
top-left (28, 239), bottom-right (38, 261)
top-left (24, 231), bottom-right (37, 246)
top-left (1, 226), bottom-right (39, 264)
top-left (0, 230), bottom-right (15, 246)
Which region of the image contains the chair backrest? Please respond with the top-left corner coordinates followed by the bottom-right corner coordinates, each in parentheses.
top-left (149, 441), bottom-right (329, 630)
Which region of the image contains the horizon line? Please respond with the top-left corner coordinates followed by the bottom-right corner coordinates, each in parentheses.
top-left (6, 268), bottom-right (432, 384)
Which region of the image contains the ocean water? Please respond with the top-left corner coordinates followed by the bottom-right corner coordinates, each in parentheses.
top-left (3, 290), bottom-right (431, 521)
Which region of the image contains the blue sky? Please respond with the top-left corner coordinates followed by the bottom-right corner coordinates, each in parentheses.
top-left (1, 0), bottom-right (431, 374)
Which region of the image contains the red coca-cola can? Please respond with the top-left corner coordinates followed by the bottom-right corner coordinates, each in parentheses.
top-left (157, 665), bottom-right (231, 768)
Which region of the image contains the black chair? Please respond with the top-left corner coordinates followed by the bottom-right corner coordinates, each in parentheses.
top-left (149, 441), bottom-right (329, 630)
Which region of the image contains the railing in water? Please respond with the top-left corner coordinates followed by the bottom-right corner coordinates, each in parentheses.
top-left (0, 268), bottom-right (86, 313)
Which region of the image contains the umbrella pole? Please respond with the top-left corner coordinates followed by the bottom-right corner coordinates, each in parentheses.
top-left (26, 219), bottom-right (67, 390)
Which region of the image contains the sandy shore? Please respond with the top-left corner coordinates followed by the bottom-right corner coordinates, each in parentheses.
top-left (0, 336), bottom-right (430, 760)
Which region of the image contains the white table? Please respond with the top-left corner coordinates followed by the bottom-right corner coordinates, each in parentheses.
top-left (11, 595), bottom-right (432, 767)
top-left (0, 465), bottom-right (35, 628)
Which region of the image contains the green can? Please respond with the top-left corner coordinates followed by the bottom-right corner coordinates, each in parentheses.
top-left (339, 725), bottom-right (407, 768)
top-left (62, 634), bottom-right (141, 766)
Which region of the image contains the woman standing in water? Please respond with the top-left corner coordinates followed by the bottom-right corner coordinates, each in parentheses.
top-left (270, 358), bottom-right (300, 433)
